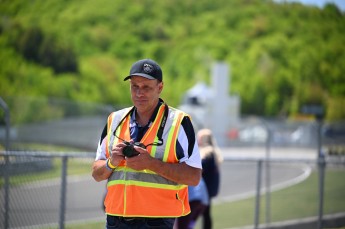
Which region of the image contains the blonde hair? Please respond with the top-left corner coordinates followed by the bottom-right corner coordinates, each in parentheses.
top-left (197, 128), bottom-right (223, 164)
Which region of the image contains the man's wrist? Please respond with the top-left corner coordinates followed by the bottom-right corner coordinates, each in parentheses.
top-left (105, 158), bottom-right (116, 171)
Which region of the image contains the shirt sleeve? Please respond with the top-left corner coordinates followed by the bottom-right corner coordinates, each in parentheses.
top-left (177, 117), bottom-right (202, 169)
top-left (95, 123), bottom-right (107, 161)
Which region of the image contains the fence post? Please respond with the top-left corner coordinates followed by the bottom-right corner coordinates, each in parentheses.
top-left (254, 160), bottom-right (263, 229)
top-left (317, 153), bottom-right (325, 229)
top-left (0, 97), bottom-right (10, 150)
top-left (264, 123), bottom-right (271, 226)
top-left (3, 155), bottom-right (10, 229)
top-left (317, 119), bottom-right (325, 229)
top-left (59, 156), bottom-right (68, 229)
top-left (1, 97), bottom-right (11, 229)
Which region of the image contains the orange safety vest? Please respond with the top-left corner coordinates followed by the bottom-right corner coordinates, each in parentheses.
top-left (104, 103), bottom-right (191, 218)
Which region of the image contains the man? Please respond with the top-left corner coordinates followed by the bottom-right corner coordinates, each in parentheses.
top-left (92, 58), bottom-right (202, 229)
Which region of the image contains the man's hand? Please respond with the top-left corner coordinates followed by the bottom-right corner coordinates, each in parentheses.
top-left (125, 146), bottom-right (153, 171)
top-left (110, 142), bottom-right (127, 166)
top-left (92, 142), bottom-right (126, 182)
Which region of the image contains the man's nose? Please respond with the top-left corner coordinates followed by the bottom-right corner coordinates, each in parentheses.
top-left (135, 88), bottom-right (144, 96)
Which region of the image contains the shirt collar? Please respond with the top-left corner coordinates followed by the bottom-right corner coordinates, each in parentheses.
top-left (131, 98), bottom-right (163, 127)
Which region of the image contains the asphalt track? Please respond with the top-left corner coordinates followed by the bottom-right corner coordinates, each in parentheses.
top-left (3, 147), bottom-right (317, 229)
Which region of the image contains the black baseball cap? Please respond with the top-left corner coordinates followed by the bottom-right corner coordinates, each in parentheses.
top-left (123, 59), bottom-right (162, 82)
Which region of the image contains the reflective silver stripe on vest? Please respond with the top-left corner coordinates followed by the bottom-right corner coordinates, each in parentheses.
top-left (108, 169), bottom-right (178, 186)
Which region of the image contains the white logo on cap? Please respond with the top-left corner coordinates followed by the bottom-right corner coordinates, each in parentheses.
top-left (143, 63), bottom-right (154, 74)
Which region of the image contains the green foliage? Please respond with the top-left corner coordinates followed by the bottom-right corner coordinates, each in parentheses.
top-left (10, 25), bottom-right (79, 73)
top-left (0, 0), bottom-right (344, 121)
top-left (16, 26), bottom-right (43, 62)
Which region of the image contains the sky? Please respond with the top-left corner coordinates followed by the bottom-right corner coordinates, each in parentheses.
top-left (274, 0), bottom-right (345, 11)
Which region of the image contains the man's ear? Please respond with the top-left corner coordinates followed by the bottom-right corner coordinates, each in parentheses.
top-left (158, 82), bottom-right (164, 93)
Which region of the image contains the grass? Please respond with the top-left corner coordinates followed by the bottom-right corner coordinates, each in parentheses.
top-left (0, 143), bottom-right (92, 187)
top-left (0, 157), bottom-right (92, 186)
top-left (210, 168), bottom-right (345, 228)
top-left (3, 142), bottom-right (85, 152)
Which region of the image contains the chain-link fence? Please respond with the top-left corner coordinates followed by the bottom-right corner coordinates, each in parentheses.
top-left (1, 150), bottom-right (345, 229)
top-left (0, 151), bottom-right (106, 229)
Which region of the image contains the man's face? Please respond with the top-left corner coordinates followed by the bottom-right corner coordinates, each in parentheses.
top-left (130, 76), bottom-right (163, 113)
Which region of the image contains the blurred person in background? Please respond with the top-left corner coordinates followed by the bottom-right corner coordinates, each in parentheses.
top-left (92, 59), bottom-right (202, 229)
top-left (197, 128), bottom-right (223, 229)
top-left (174, 178), bottom-right (209, 229)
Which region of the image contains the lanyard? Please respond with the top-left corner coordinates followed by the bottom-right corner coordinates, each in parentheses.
top-left (113, 102), bottom-right (169, 147)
